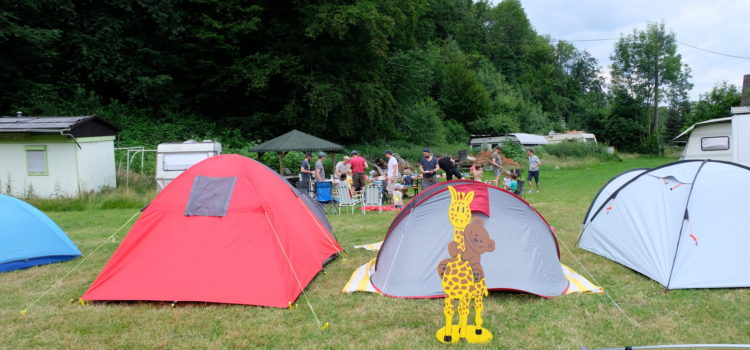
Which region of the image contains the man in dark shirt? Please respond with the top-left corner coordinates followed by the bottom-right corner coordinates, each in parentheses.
top-left (438, 155), bottom-right (463, 181)
top-left (299, 152), bottom-right (314, 193)
top-left (419, 148), bottom-right (440, 190)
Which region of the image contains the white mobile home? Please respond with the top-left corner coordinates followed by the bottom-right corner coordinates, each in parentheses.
top-left (0, 115), bottom-right (120, 198)
top-left (545, 131), bottom-right (597, 144)
top-left (469, 133), bottom-right (548, 151)
top-left (156, 140), bottom-right (221, 190)
top-left (674, 106), bottom-right (750, 167)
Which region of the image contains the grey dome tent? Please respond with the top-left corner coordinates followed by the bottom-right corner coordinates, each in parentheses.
top-left (578, 160), bottom-right (750, 289)
top-left (370, 180), bottom-right (569, 298)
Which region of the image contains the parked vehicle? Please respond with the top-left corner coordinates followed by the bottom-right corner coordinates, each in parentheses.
top-left (155, 140), bottom-right (221, 190)
top-left (673, 106), bottom-right (750, 167)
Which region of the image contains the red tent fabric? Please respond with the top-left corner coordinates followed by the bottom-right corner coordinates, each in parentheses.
top-left (83, 154), bottom-right (342, 307)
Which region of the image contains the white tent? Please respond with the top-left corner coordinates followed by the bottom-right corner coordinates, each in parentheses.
top-left (577, 160), bottom-right (750, 289)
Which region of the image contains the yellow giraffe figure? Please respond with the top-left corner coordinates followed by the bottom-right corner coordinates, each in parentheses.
top-left (436, 186), bottom-right (495, 344)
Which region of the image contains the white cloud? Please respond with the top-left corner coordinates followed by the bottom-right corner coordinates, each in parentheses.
top-left (518, 0), bottom-right (750, 100)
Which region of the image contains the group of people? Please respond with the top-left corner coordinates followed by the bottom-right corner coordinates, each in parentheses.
top-left (298, 145), bottom-right (542, 207)
top-left (470, 147), bottom-right (541, 193)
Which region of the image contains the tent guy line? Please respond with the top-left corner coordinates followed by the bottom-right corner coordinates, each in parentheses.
top-left (264, 211), bottom-right (327, 330)
top-left (20, 210), bottom-right (140, 315)
top-left (556, 234), bottom-right (638, 327)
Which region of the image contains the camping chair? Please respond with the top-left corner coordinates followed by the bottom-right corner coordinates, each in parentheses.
top-left (362, 185), bottom-right (383, 215)
top-left (315, 182), bottom-right (338, 215)
top-left (335, 184), bottom-right (361, 214)
top-left (515, 180), bottom-right (525, 198)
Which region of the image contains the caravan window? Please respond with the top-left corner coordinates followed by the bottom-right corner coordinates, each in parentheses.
top-left (163, 152), bottom-right (210, 171)
top-left (701, 137), bottom-right (730, 151)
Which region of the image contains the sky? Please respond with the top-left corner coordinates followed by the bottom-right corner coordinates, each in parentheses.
top-left (518, 0), bottom-right (750, 100)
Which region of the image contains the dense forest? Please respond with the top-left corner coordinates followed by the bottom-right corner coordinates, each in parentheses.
top-left (0, 0), bottom-right (742, 152)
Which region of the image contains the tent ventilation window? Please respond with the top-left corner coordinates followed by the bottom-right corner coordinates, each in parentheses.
top-left (700, 136), bottom-right (729, 151)
top-left (184, 176), bottom-right (237, 217)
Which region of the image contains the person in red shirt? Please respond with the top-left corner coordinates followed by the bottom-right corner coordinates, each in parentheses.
top-left (349, 150), bottom-right (368, 191)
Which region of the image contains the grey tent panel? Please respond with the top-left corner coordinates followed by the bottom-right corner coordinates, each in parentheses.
top-left (184, 176), bottom-right (237, 217)
top-left (372, 186), bottom-right (568, 298)
top-left (578, 160), bottom-right (750, 289)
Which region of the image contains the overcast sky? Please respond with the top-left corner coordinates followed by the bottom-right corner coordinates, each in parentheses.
top-left (518, 0), bottom-right (750, 100)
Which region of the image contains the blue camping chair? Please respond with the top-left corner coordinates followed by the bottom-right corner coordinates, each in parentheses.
top-left (315, 182), bottom-right (338, 215)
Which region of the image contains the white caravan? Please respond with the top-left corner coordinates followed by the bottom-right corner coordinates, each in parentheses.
top-left (545, 131), bottom-right (597, 144)
top-left (674, 106), bottom-right (750, 167)
top-left (155, 140), bottom-right (221, 190)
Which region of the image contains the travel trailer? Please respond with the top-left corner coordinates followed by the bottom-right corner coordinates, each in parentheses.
top-left (155, 140), bottom-right (221, 190)
top-left (674, 106), bottom-right (750, 167)
top-left (469, 133), bottom-right (548, 151)
top-left (545, 131), bottom-right (597, 144)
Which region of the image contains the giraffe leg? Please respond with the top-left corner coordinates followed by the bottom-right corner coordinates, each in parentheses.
top-left (436, 297), bottom-right (459, 343)
top-left (466, 279), bottom-right (493, 344)
top-left (458, 295), bottom-right (470, 340)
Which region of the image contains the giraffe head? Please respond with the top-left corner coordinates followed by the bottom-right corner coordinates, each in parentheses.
top-left (448, 186), bottom-right (474, 230)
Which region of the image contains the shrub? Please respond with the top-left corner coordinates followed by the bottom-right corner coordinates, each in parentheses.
top-left (541, 141), bottom-right (618, 161)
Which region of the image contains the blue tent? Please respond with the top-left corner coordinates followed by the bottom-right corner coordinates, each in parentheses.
top-left (0, 194), bottom-right (81, 272)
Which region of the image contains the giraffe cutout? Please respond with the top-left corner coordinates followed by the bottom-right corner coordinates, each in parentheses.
top-left (436, 186), bottom-right (495, 344)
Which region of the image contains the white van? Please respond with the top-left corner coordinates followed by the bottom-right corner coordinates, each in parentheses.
top-left (156, 140), bottom-right (222, 190)
top-left (674, 106), bottom-right (750, 167)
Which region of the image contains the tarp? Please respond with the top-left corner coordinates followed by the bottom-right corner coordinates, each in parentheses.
top-left (370, 181), bottom-right (570, 298)
top-left (83, 154), bottom-right (342, 307)
top-left (578, 160), bottom-right (750, 289)
top-left (0, 194), bottom-right (80, 272)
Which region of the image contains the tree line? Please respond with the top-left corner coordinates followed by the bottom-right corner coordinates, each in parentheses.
top-left (0, 0), bottom-right (741, 152)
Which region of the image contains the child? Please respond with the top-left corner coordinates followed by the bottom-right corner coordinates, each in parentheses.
top-left (370, 171), bottom-right (387, 203)
top-left (508, 172), bottom-right (519, 195)
top-left (345, 169), bottom-right (353, 187)
top-left (392, 183), bottom-right (404, 208)
top-left (339, 173), bottom-right (354, 197)
top-left (470, 162), bottom-right (483, 182)
top-left (402, 169), bottom-right (413, 187)
top-left (502, 171), bottom-right (512, 188)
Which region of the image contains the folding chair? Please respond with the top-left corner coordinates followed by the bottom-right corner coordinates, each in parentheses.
top-left (515, 180), bottom-right (525, 198)
top-left (315, 182), bottom-right (338, 215)
top-left (362, 185), bottom-right (383, 215)
top-left (336, 184), bottom-right (361, 214)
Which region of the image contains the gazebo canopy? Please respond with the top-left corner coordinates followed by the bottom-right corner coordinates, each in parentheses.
top-left (249, 129), bottom-right (345, 177)
top-left (250, 129), bottom-right (344, 153)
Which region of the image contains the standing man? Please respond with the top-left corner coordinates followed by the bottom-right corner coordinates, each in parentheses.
top-left (334, 156), bottom-right (351, 180)
top-left (314, 152), bottom-right (326, 182)
top-left (419, 148), bottom-right (440, 190)
top-left (299, 152), bottom-right (315, 193)
top-left (349, 150), bottom-right (368, 192)
top-left (385, 150), bottom-right (400, 195)
top-left (490, 147), bottom-right (504, 187)
top-left (527, 149), bottom-right (541, 193)
top-left (438, 155), bottom-right (462, 181)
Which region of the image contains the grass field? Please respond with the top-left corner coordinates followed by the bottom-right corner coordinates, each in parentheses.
top-left (2, 155), bottom-right (749, 349)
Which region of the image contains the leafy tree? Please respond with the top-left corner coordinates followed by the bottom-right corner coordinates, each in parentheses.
top-left (685, 81), bottom-right (741, 126)
top-left (610, 22), bottom-right (693, 150)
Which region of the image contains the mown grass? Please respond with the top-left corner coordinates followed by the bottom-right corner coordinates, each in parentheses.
top-left (2, 155), bottom-right (748, 349)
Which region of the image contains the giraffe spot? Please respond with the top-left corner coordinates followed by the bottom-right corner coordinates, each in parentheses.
top-left (460, 279), bottom-right (468, 284)
top-left (452, 277), bottom-right (459, 283)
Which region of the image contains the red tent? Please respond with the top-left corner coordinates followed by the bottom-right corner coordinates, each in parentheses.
top-left (83, 154), bottom-right (342, 307)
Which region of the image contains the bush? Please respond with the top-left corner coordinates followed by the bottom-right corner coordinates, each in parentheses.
top-left (500, 141), bottom-right (525, 162)
top-left (541, 141), bottom-right (618, 161)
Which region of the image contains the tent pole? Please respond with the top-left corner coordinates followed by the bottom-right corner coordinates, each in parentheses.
top-left (580, 344), bottom-right (750, 350)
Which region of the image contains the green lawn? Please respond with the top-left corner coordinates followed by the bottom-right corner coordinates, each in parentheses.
top-left (2, 156), bottom-right (749, 349)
